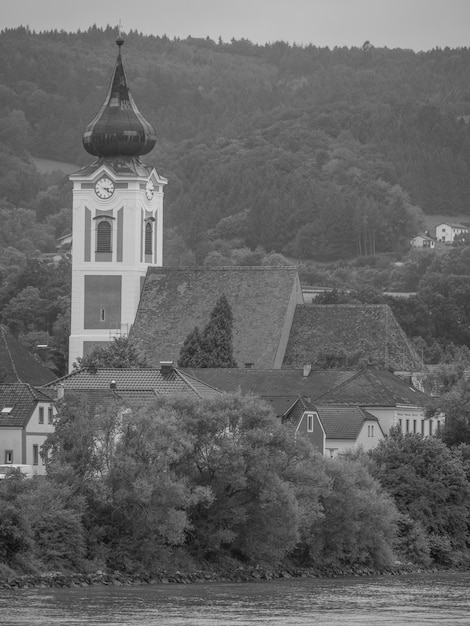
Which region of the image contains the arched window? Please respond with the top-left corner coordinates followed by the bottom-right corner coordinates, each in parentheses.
top-left (145, 221), bottom-right (153, 255)
top-left (97, 220), bottom-right (112, 252)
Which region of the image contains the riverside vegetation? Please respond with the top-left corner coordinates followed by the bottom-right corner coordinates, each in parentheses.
top-left (1, 393), bottom-right (470, 585)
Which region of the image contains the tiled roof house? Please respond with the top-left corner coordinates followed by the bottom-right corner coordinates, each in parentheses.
top-left (42, 364), bottom-right (222, 410)
top-left (130, 267), bottom-right (303, 369)
top-left (0, 383), bottom-right (56, 474)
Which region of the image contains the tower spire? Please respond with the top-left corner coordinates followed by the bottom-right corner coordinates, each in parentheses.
top-left (82, 35), bottom-right (156, 158)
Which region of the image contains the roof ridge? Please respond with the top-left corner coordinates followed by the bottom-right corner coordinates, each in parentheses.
top-left (174, 368), bottom-right (221, 397)
top-left (0, 326), bottom-right (21, 382)
top-left (312, 370), bottom-right (360, 401)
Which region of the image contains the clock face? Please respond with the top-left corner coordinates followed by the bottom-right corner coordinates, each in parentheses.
top-left (146, 180), bottom-right (155, 200)
top-left (95, 177), bottom-right (115, 199)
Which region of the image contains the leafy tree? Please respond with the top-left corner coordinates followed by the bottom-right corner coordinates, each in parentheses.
top-left (74, 335), bottom-right (149, 370)
top-left (178, 294), bottom-right (237, 368)
top-left (369, 428), bottom-right (470, 562)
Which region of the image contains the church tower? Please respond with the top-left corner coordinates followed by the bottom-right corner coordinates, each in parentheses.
top-left (68, 35), bottom-right (167, 370)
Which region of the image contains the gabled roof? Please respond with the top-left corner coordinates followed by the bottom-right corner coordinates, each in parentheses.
top-left (180, 367), bottom-right (356, 400)
top-left (42, 367), bottom-right (221, 399)
top-left (130, 266), bottom-right (302, 368)
top-left (283, 304), bottom-right (422, 371)
top-left (315, 405), bottom-right (381, 440)
top-left (0, 325), bottom-right (56, 386)
top-left (0, 383), bottom-right (52, 428)
top-left (314, 367), bottom-right (429, 407)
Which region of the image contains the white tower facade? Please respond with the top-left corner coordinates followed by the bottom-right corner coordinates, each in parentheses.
top-left (68, 36), bottom-right (167, 370)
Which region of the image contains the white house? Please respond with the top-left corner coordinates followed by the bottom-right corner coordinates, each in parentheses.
top-left (410, 234), bottom-right (435, 249)
top-left (0, 383), bottom-right (56, 475)
top-left (435, 222), bottom-right (469, 243)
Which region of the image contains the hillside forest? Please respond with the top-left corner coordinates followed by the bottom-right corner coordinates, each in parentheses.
top-left (3, 27), bottom-right (470, 373)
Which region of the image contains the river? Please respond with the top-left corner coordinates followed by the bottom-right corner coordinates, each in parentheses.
top-left (1, 571), bottom-right (469, 625)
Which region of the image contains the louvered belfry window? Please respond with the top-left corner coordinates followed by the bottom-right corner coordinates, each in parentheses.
top-left (97, 220), bottom-right (112, 252)
top-left (145, 221), bottom-right (152, 255)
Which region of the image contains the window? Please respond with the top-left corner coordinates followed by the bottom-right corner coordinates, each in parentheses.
top-left (368, 424), bottom-right (375, 437)
top-left (100, 308), bottom-right (106, 322)
top-left (4, 450), bottom-right (13, 464)
top-left (145, 221), bottom-right (153, 255)
top-left (307, 413), bottom-right (314, 432)
top-left (413, 419), bottom-right (417, 434)
top-left (405, 419), bottom-right (410, 433)
top-left (421, 420), bottom-right (425, 435)
top-left (33, 444), bottom-right (39, 466)
top-left (48, 407), bottom-right (53, 424)
top-left (1, 406), bottom-right (13, 414)
top-left (398, 418), bottom-right (402, 430)
top-left (429, 419), bottom-right (433, 435)
top-left (96, 220), bottom-right (112, 252)
top-left (39, 407), bottom-right (44, 424)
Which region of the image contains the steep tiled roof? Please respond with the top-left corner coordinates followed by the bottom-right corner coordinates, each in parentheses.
top-left (130, 267), bottom-right (302, 368)
top-left (42, 367), bottom-right (221, 399)
top-left (283, 304), bottom-right (422, 371)
top-left (181, 368), bottom-right (356, 400)
top-left (0, 383), bottom-right (51, 427)
top-left (315, 405), bottom-right (381, 439)
top-left (0, 325), bottom-right (56, 386)
top-left (315, 367), bottom-right (429, 407)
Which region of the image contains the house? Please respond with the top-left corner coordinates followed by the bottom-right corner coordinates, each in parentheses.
top-left (278, 397), bottom-right (384, 457)
top-left (435, 222), bottom-right (469, 243)
top-left (410, 234), bottom-right (435, 249)
top-left (314, 367), bottom-right (440, 436)
top-left (181, 365), bottom-right (434, 447)
top-left (42, 363), bottom-right (222, 407)
top-left (0, 383), bottom-right (56, 474)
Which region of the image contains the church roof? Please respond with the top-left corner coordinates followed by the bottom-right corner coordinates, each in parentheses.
top-left (131, 266), bottom-right (302, 368)
top-left (0, 325), bottom-right (56, 386)
top-left (283, 304), bottom-right (422, 371)
top-left (82, 36), bottom-right (156, 158)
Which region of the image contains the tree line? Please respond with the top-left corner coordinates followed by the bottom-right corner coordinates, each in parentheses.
top-left (1, 393), bottom-right (469, 579)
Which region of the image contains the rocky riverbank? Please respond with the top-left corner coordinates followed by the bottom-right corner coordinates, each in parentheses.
top-left (0, 562), bottom-right (451, 590)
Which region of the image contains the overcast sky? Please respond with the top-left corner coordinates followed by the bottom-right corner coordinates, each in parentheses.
top-left (3, 0), bottom-right (470, 51)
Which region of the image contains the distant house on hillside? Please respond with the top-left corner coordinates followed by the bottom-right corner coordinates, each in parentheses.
top-left (410, 234), bottom-right (435, 249)
top-left (435, 222), bottom-right (469, 243)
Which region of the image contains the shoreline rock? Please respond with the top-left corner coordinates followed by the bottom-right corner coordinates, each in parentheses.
top-left (1, 562), bottom-right (467, 590)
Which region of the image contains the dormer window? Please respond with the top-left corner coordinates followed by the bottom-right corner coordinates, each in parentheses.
top-left (96, 220), bottom-right (112, 252)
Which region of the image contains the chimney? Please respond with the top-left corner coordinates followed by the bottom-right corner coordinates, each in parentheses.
top-left (160, 361), bottom-right (174, 375)
top-left (56, 383), bottom-right (64, 400)
top-left (110, 380), bottom-right (117, 390)
top-left (303, 363), bottom-right (312, 377)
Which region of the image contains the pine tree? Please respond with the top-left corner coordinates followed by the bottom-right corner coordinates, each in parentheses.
top-left (177, 294), bottom-right (237, 368)
top-left (177, 326), bottom-right (204, 367)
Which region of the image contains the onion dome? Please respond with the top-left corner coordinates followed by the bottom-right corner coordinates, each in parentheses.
top-left (82, 36), bottom-right (156, 158)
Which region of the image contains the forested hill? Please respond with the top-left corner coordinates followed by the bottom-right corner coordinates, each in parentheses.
top-left (3, 26), bottom-right (470, 260)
